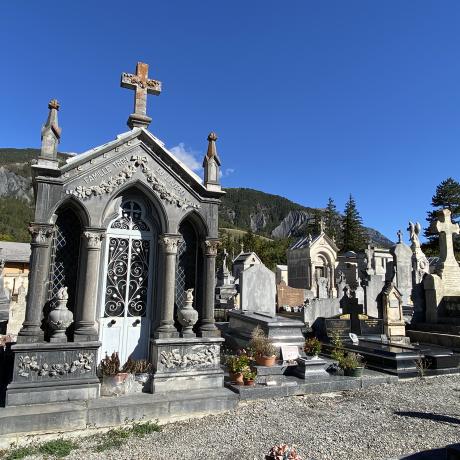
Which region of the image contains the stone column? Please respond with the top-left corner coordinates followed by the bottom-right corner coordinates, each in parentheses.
top-left (17, 223), bottom-right (54, 343)
top-left (74, 229), bottom-right (105, 341)
top-left (154, 234), bottom-right (181, 338)
top-left (199, 239), bottom-right (221, 337)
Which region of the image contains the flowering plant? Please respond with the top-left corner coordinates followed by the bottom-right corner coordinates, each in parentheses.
top-left (225, 350), bottom-right (251, 373)
top-left (266, 444), bottom-right (302, 460)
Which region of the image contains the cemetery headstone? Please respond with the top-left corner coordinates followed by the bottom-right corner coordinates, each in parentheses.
top-left (424, 209), bottom-right (460, 323)
top-left (341, 297), bottom-right (363, 335)
top-left (359, 317), bottom-right (384, 336)
top-left (324, 317), bottom-right (351, 339)
top-left (408, 222), bottom-right (429, 322)
top-left (318, 277), bottom-right (328, 299)
top-left (391, 236), bottom-right (413, 306)
top-left (240, 263), bottom-right (276, 317)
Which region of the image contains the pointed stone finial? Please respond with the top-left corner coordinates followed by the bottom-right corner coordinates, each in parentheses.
top-left (38, 99), bottom-right (61, 169)
top-left (203, 131), bottom-right (221, 191)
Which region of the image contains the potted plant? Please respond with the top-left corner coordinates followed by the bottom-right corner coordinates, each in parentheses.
top-left (99, 352), bottom-right (132, 396)
top-left (225, 351), bottom-right (250, 385)
top-left (122, 358), bottom-right (152, 392)
top-left (304, 337), bottom-right (322, 358)
top-left (243, 368), bottom-right (257, 386)
top-left (249, 326), bottom-right (277, 367)
top-left (339, 352), bottom-right (365, 377)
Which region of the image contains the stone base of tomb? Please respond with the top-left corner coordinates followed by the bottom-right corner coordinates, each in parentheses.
top-left (150, 337), bottom-right (224, 393)
top-left (225, 310), bottom-right (305, 350)
top-left (292, 356), bottom-right (328, 378)
top-left (5, 341), bottom-right (101, 406)
top-left (0, 387), bottom-right (238, 447)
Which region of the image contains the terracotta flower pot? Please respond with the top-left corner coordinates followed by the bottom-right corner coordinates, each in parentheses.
top-left (244, 379), bottom-right (255, 386)
top-left (229, 372), bottom-right (244, 385)
top-left (255, 355), bottom-right (276, 367)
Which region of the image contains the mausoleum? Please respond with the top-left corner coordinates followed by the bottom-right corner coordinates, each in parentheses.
top-left (6, 62), bottom-right (225, 405)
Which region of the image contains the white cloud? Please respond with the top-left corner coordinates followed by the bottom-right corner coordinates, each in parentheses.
top-left (220, 168), bottom-right (235, 178)
top-left (169, 143), bottom-right (201, 171)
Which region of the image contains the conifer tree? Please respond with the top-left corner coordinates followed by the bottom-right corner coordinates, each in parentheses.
top-left (324, 197), bottom-right (342, 246)
top-left (423, 177), bottom-right (460, 255)
top-left (341, 194), bottom-right (367, 252)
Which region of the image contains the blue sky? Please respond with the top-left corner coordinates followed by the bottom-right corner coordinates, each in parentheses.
top-left (1, 1), bottom-right (459, 242)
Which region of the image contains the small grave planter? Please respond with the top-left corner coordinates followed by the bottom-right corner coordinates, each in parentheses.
top-left (244, 379), bottom-right (255, 386)
top-left (343, 367), bottom-right (364, 377)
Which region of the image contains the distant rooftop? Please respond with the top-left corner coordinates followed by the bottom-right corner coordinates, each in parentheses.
top-left (0, 241), bottom-right (31, 263)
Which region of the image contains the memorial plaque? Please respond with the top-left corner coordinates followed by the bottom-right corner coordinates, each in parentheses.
top-left (359, 317), bottom-right (384, 336)
top-left (325, 318), bottom-right (351, 339)
top-left (281, 345), bottom-right (300, 361)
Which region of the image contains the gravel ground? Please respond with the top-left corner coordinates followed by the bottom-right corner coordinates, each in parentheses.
top-left (31, 375), bottom-right (460, 460)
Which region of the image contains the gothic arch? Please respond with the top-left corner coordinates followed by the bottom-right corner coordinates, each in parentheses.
top-left (49, 195), bottom-right (90, 228)
top-left (101, 181), bottom-right (168, 234)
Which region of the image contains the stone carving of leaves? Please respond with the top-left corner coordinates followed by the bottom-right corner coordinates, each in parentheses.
top-left (66, 156), bottom-right (200, 210)
top-left (17, 353), bottom-right (94, 379)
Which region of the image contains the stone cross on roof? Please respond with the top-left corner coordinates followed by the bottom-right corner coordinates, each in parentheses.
top-left (431, 208), bottom-right (459, 268)
top-left (319, 217), bottom-right (325, 233)
top-left (121, 62), bottom-right (162, 129)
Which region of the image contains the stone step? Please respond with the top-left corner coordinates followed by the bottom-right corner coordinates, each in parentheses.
top-left (0, 387), bottom-right (238, 448)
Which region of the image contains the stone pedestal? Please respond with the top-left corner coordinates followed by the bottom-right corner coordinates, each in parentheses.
top-left (225, 310), bottom-right (305, 350)
top-left (6, 341), bottom-right (101, 406)
top-left (293, 356), bottom-right (328, 378)
top-left (150, 337), bottom-right (224, 393)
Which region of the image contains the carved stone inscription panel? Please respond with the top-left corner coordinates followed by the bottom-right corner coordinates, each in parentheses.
top-left (65, 152), bottom-right (200, 210)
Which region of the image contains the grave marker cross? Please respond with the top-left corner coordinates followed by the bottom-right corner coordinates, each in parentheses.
top-left (433, 209), bottom-right (459, 266)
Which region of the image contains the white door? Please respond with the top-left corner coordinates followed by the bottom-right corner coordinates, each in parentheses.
top-left (99, 200), bottom-right (155, 365)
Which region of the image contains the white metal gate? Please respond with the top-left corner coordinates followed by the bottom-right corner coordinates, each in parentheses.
top-left (99, 201), bottom-right (155, 365)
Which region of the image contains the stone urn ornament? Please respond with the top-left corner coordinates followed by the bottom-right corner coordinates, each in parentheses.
top-left (177, 288), bottom-right (198, 337)
top-left (48, 286), bottom-right (74, 342)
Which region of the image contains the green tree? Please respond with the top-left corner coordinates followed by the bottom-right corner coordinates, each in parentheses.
top-left (341, 194), bottom-right (367, 252)
top-left (324, 197), bottom-right (342, 245)
top-left (423, 177), bottom-right (460, 256)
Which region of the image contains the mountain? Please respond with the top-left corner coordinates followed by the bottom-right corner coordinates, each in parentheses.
top-left (0, 149), bottom-right (393, 248)
top-left (220, 188), bottom-right (394, 248)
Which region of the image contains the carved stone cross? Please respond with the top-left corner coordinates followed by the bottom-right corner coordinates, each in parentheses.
top-left (319, 217), bottom-right (325, 233)
top-left (121, 62), bottom-right (162, 128)
top-left (432, 208), bottom-right (459, 266)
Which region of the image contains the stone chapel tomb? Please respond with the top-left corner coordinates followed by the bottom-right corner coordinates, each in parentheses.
top-left (6, 62), bottom-right (226, 405)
